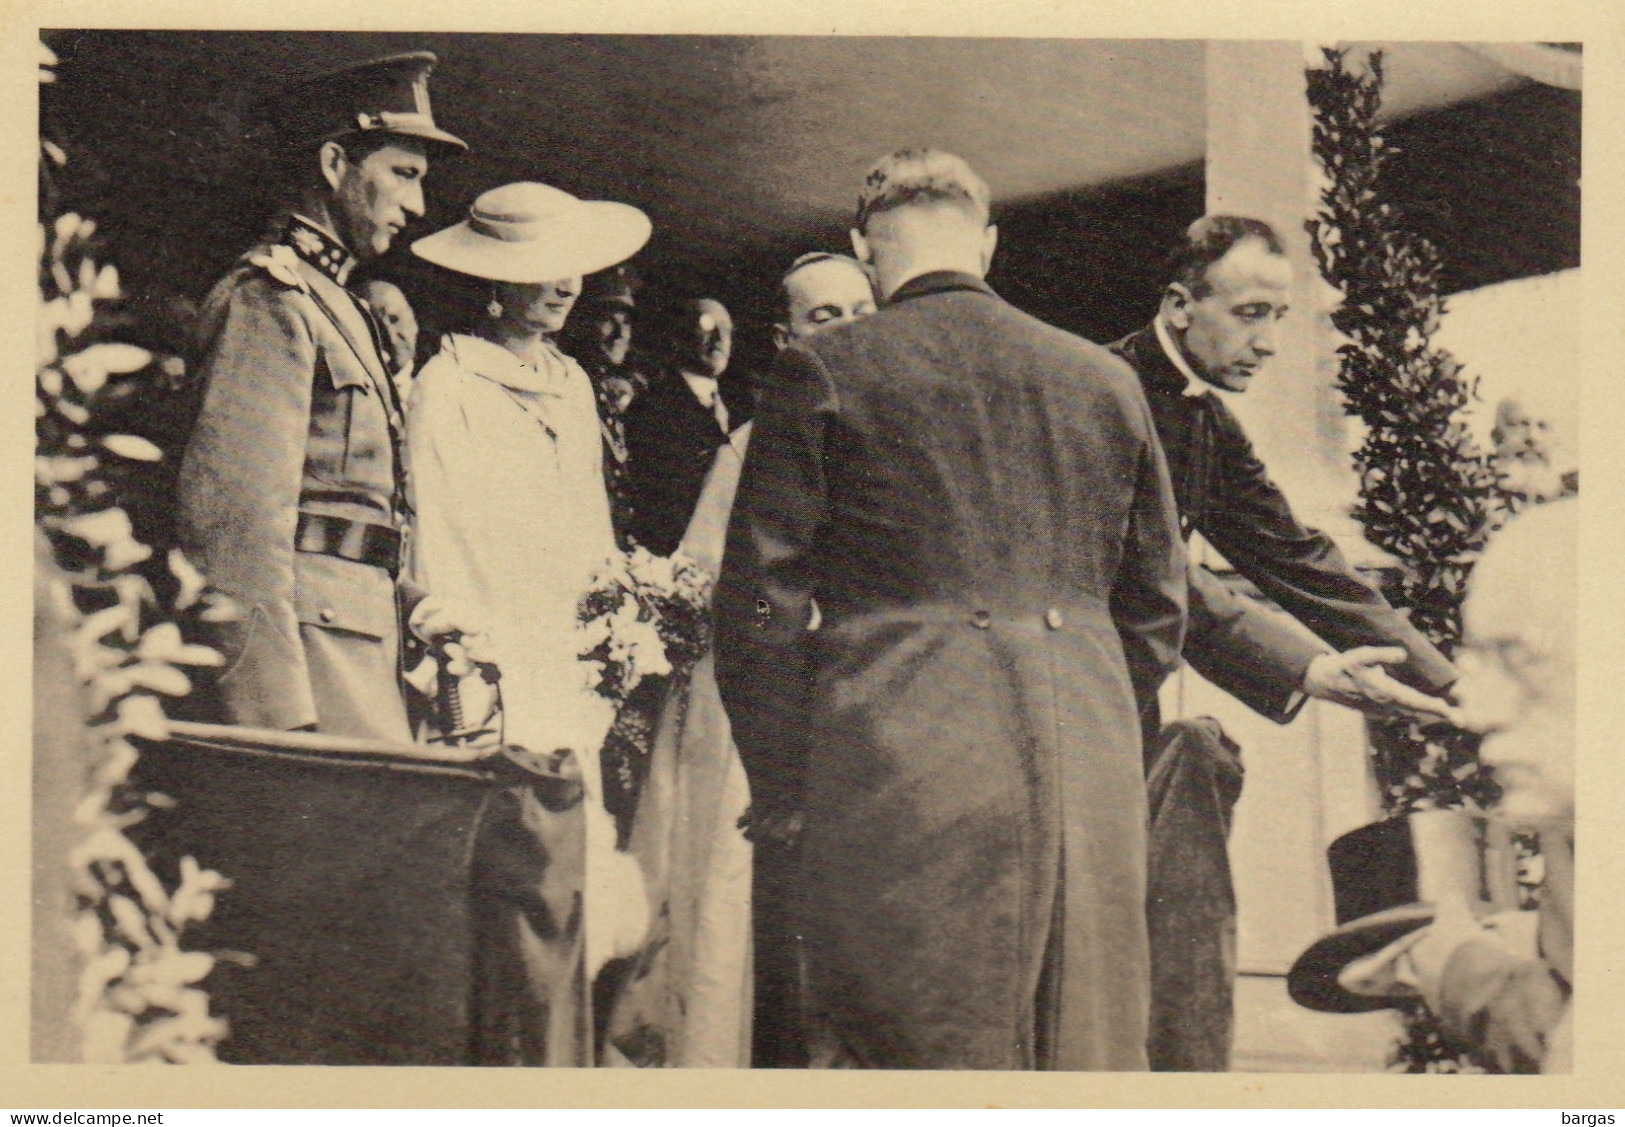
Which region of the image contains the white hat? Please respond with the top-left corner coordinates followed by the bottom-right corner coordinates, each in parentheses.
top-left (412, 182), bottom-right (651, 284)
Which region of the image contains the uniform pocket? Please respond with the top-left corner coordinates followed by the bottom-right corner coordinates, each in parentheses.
top-left (214, 603), bottom-right (268, 688)
top-left (294, 550), bottom-right (397, 640)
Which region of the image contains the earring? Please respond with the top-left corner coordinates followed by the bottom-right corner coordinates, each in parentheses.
top-left (487, 298), bottom-right (504, 320)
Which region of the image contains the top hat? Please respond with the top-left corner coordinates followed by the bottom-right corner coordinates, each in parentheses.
top-left (259, 51), bottom-right (467, 155)
top-left (412, 182), bottom-right (651, 285)
top-left (1286, 810), bottom-right (1524, 1014)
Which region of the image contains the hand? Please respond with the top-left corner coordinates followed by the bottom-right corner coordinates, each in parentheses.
top-left (1402, 892), bottom-right (1489, 1011)
top-left (408, 595), bottom-right (494, 667)
top-left (1303, 646), bottom-right (1461, 722)
top-left (738, 805), bottom-right (805, 849)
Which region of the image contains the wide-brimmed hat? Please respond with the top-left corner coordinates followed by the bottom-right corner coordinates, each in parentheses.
top-left (1287, 810), bottom-right (1523, 1014)
top-left (412, 182), bottom-right (651, 284)
top-left (258, 51), bottom-right (467, 155)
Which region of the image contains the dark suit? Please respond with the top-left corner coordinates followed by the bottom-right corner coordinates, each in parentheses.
top-left (1111, 324), bottom-right (1454, 707)
top-left (1110, 322), bottom-right (1456, 1072)
top-left (622, 365), bottom-right (731, 556)
top-left (716, 272), bottom-right (1187, 1069)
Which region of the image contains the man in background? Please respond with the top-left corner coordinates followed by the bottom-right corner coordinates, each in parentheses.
top-left (623, 296), bottom-right (738, 555)
top-left (772, 251), bottom-right (878, 348)
top-left (1110, 214), bottom-right (1458, 1070)
top-left (358, 277), bottom-right (419, 407)
top-left (751, 248), bottom-right (879, 1068)
top-left (564, 265), bottom-right (645, 543)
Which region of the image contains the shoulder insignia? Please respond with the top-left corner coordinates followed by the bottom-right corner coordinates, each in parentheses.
top-left (247, 245), bottom-right (309, 293)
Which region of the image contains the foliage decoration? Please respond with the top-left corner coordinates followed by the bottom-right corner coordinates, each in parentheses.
top-left (37, 39), bottom-right (237, 1063)
top-left (1305, 46), bottom-right (1505, 818)
top-left (1302, 44), bottom-right (1588, 1075)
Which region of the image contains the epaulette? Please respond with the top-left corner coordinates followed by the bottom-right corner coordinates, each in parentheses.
top-left (245, 244), bottom-right (310, 294)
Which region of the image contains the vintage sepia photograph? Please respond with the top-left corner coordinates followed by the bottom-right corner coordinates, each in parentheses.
top-left (22, 18), bottom-right (1598, 1099)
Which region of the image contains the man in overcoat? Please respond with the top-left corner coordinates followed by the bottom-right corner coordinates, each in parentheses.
top-left (1110, 215), bottom-right (1458, 1070)
top-left (750, 249), bottom-right (880, 1070)
top-left (715, 149), bottom-right (1188, 1070)
top-left (175, 52), bottom-right (474, 742)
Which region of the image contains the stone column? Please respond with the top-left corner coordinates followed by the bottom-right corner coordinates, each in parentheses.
top-left (1204, 40), bottom-right (1367, 558)
top-left (1196, 41), bottom-right (1384, 982)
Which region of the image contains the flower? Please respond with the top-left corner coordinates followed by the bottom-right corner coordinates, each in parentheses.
top-left (289, 226), bottom-right (326, 257)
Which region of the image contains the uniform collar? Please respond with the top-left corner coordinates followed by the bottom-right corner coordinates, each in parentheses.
top-left (885, 269), bottom-right (995, 306)
top-left (283, 214), bottom-right (358, 287)
top-left (1153, 314), bottom-right (1216, 399)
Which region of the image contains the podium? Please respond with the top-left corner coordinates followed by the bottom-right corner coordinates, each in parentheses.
top-left (129, 723), bottom-right (583, 1066)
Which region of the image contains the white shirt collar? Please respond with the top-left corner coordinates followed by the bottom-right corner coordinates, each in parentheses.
top-left (1153, 314), bottom-right (1214, 399)
top-left (680, 370), bottom-right (721, 407)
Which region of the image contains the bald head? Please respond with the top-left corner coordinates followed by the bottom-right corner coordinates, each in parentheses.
top-left (1455, 499), bottom-right (1578, 822)
top-left (774, 253), bottom-right (877, 348)
top-left (683, 297), bottom-right (733, 378)
top-left (358, 278), bottom-right (418, 376)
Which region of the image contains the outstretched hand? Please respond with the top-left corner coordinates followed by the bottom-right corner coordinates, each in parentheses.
top-left (1303, 646), bottom-right (1461, 723)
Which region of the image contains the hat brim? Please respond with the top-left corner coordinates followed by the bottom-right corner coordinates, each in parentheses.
top-left (1286, 904), bottom-right (1435, 1014)
top-left (411, 201), bottom-right (650, 284)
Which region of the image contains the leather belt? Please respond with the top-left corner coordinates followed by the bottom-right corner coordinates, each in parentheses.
top-left (295, 512), bottom-right (401, 577)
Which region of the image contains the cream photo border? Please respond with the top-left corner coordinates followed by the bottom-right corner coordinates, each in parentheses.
top-left (1, 0), bottom-right (1619, 1109)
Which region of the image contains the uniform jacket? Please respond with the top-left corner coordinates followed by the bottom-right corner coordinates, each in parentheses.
top-left (622, 364), bottom-right (732, 556)
top-left (176, 222), bottom-right (409, 737)
top-left (1110, 325), bottom-right (1456, 723)
top-left (715, 271), bottom-right (1187, 1070)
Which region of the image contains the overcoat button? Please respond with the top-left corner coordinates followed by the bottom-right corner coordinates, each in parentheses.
top-left (319, 607), bottom-right (337, 624)
top-left (970, 609), bottom-right (992, 630)
top-left (1045, 608), bottom-right (1065, 630)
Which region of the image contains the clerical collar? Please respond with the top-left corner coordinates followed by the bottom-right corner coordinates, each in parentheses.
top-left (282, 215), bottom-right (358, 286)
top-left (1153, 314), bottom-right (1215, 399)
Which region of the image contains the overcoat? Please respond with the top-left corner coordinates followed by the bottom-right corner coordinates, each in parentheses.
top-left (1109, 324), bottom-right (1456, 723)
top-left (715, 272), bottom-right (1188, 1070)
top-left (175, 221), bottom-right (410, 740)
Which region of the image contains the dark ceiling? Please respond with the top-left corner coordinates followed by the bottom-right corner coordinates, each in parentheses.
top-left (40, 32), bottom-right (1575, 365)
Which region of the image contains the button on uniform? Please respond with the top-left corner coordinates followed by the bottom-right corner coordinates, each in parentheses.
top-left (319, 607), bottom-right (338, 624)
top-left (970, 609), bottom-right (992, 630)
top-left (1045, 607), bottom-right (1065, 631)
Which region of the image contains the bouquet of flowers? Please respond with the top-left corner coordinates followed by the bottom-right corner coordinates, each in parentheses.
top-left (578, 546), bottom-right (715, 838)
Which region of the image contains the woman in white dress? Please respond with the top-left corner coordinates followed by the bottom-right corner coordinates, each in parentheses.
top-left (405, 183), bottom-right (652, 1061)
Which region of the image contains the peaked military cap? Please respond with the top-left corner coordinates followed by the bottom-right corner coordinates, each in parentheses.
top-left (259, 50), bottom-right (466, 154)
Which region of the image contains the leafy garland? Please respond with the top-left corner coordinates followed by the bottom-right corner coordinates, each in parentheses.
top-left (1304, 46), bottom-right (1577, 1074)
top-left (1305, 47), bottom-right (1504, 821)
top-left (37, 42), bottom-right (235, 1063)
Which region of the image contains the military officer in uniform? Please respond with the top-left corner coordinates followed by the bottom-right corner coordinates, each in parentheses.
top-left (176, 52), bottom-right (477, 742)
